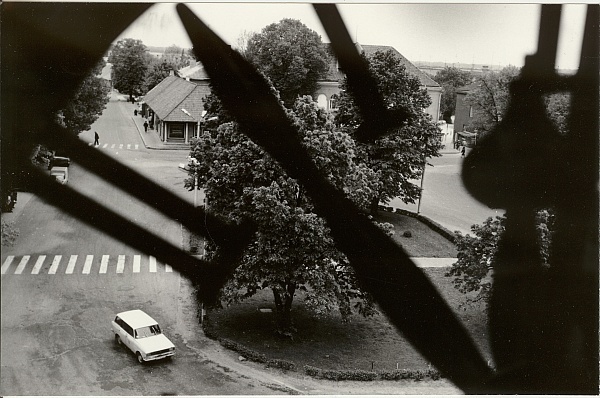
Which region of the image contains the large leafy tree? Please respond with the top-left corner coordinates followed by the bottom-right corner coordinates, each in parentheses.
top-left (187, 96), bottom-right (384, 336)
top-left (464, 66), bottom-right (520, 136)
top-left (109, 38), bottom-right (149, 102)
top-left (59, 59), bottom-right (110, 135)
top-left (335, 50), bottom-right (442, 215)
top-left (145, 59), bottom-right (176, 93)
top-left (163, 44), bottom-right (192, 69)
top-left (433, 66), bottom-right (473, 123)
top-left (246, 19), bottom-right (330, 107)
top-left (446, 210), bottom-right (554, 309)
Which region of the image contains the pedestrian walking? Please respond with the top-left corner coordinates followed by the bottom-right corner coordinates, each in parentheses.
top-left (94, 131), bottom-right (100, 146)
top-left (134, 109), bottom-right (138, 116)
top-left (461, 146), bottom-right (466, 158)
top-left (143, 120), bottom-right (148, 132)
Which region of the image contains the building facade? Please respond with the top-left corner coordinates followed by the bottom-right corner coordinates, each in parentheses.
top-left (453, 83), bottom-right (478, 146)
top-left (142, 74), bottom-right (211, 144)
top-left (314, 43), bottom-right (442, 123)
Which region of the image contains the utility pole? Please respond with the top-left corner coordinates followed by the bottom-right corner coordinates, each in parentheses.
top-left (417, 153), bottom-right (426, 214)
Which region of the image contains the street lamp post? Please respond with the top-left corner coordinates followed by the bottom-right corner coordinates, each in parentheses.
top-left (417, 152), bottom-right (426, 214)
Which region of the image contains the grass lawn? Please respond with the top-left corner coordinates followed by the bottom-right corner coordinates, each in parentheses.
top-left (377, 211), bottom-right (458, 258)
top-left (204, 211), bottom-right (488, 373)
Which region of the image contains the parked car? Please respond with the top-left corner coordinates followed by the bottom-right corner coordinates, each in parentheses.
top-left (111, 310), bottom-right (175, 364)
top-left (50, 166), bottom-right (68, 184)
top-left (48, 154), bottom-right (71, 170)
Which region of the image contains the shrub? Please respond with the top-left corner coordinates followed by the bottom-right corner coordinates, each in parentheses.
top-left (218, 338), bottom-right (267, 363)
top-left (303, 365), bottom-right (439, 382)
top-left (267, 358), bottom-right (297, 371)
top-left (1, 221), bottom-right (19, 247)
top-left (446, 210), bottom-right (554, 308)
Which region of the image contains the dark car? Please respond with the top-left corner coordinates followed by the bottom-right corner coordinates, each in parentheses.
top-left (48, 155), bottom-right (71, 170)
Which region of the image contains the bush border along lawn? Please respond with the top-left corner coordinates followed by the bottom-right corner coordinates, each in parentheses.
top-left (198, 210), bottom-right (487, 382)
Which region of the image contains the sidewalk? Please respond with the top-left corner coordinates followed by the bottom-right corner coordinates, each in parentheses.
top-left (130, 112), bottom-right (190, 151)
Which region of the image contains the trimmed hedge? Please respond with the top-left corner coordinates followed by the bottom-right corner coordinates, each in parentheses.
top-left (267, 358), bottom-right (297, 371)
top-left (218, 337), bottom-right (268, 363)
top-left (304, 365), bottom-right (441, 382)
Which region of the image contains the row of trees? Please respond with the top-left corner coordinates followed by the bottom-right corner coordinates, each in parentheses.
top-left (108, 39), bottom-right (193, 102)
top-left (188, 19), bottom-right (442, 335)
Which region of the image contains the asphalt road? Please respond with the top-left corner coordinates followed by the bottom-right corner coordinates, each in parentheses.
top-left (0, 97), bottom-right (280, 396)
top-left (389, 151), bottom-right (505, 235)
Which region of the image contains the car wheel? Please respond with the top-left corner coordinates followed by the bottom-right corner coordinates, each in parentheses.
top-left (115, 335), bottom-right (122, 345)
top-left (136, 352), bottom-right (144, 364)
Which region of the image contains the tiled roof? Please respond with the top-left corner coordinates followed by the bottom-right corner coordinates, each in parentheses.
top-left (144, 75), bottom-right (205, 122)
top-left (322, 43), bottom-right (440, 87)
top-left (179, 63), bottom-right (210, 80)
top-left (456, 82), bottom-right (479, 94)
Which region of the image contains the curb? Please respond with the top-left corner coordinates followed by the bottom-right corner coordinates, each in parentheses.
top-left (131, 116), bottom-right (189, 151)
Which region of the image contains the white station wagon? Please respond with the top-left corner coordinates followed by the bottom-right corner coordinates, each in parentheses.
top-left (111, 309), bottom-right (175, 363)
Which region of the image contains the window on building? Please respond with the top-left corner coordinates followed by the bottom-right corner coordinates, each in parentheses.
top-left (329, 94), bottom-right (339, 110)
top-left (317, 94), bottom-right (328, 109)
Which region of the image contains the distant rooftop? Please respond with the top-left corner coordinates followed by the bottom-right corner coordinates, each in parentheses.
top-left (322, 43), bottom-right (440, 87)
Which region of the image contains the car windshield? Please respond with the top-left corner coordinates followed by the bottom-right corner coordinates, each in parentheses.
top-left (135, 324), bottom-right (161, 338)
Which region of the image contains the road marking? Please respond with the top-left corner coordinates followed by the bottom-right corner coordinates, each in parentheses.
top-left (165, 263), bottom-right (173, 273)
top-left (133, 255), bottom-right (141, 273)
top-left (100, 255), bottom-right (109, 274)
top-left (149, 256), bottom-right (157, 273)
top-left (82, 255), bottom-right (93, 274)
top-left (135, 144), bottom-right (139, 150)
top-left (48, 255), bottom-right (62, 274)
top-left (111, 144), bottom-right (115, 149)
top-left (32, 255), bottom-right (46, 274)
top-left (116, 255), bottom-right (125, 273)
top-left (15, 255), bottom-right (30, 274)
top-left (119, 144), bottom-right (123, 149)
top-left (1, 256), bottom-right (15, 274)
top-left (127, 144), bottom-right (131, 150)
top-left (103, 143), bottom-right (108, 148)
top-left (66, 255), bottom-right (78, 274)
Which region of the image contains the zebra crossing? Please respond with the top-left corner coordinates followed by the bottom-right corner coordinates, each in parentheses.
top-left (88, 143), bottom-right (140, 150)
top-left (1, 254), bottom-right (175, 276)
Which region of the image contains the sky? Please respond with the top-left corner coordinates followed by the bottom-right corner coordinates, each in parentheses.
top-left (115, 2), bottom-right (589, 70)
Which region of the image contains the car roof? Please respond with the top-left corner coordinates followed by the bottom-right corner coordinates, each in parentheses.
top-left (117, 310), bottom-right (159, 329)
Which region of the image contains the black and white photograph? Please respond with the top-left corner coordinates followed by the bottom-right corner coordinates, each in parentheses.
top-left (1, 2), bottom-right (597, 396)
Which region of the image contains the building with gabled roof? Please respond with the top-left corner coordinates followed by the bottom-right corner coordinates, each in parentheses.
top-left (314, 43), bottom-right (442, 123)
top-left (178, 60), bottom-right (210, 83)
top-left (142, 73), bottom-right (211, 143)
top-left (453, 82), bottom-right (480, 147)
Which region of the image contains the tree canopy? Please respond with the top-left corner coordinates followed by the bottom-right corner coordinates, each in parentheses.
top-left (464, 66), bottom-right (520, 135)
top-left (187, 96), bottom-right (385, 335)
top-left (335, 50), bottom-right (442, 214)
top-left (59, 59), bottom-right (110, 135)
top-left (109, 38), bottom-right (149, 101)
top-left (446, 210), bottom-right (554, 309)
top-left (246, 18), bottom-right (330, 107)
top-left (433, 66), bottom-right (473, 123)
top-left (145, 59), bottom-right (177, 93)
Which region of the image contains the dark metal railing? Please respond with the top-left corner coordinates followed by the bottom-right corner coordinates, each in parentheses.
top-left (1, 3), bottom-right (597, 393)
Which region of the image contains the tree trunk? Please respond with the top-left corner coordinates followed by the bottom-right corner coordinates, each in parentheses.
top-left (272, 282), bottom-right (296, 338)
top-left (370, 196), bottom-right (380, 217)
